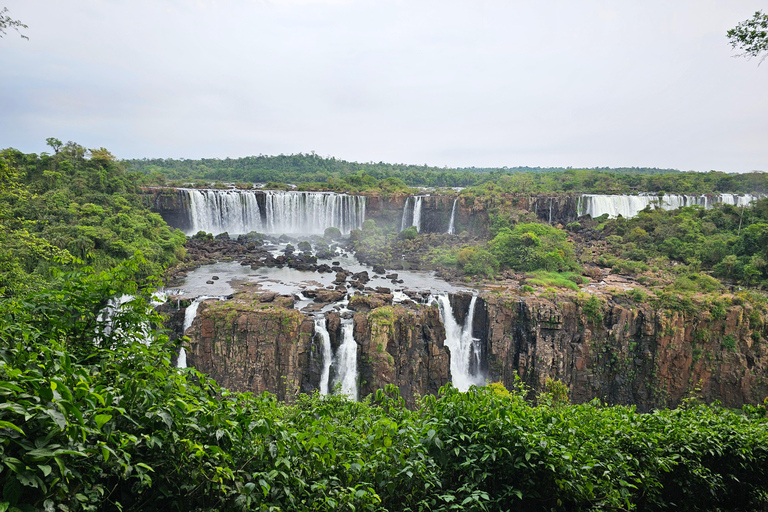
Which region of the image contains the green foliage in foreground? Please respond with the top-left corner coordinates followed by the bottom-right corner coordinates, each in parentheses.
top-left (1, 260), bottom-right (767, 511)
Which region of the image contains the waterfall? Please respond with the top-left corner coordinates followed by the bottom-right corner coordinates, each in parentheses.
top-left (314, 316), bottom-right (333, 395)
top-left (447, 198), bottom-right (458, 234)
top-left (263, 191), bottom-right (365, 235)
top-left (400, 197), bottom-right (412, 231)
top-left (579, 193), bottom-right (764, 220)
top-left (436, 295), bottom-right (485, 391)
top-left (332, 320), bottom-right (358, 400)
top-left (185, 189), bottom-right (262, 236)
top-left (181, 189), bottom-right (365, 236)
top-left (178, 296), bottom-right (224, 368)
top-left (412, 196), bottom-right (423, 232)
top-left (548, 198), bottom-right (553, 225)
top-left (400, 195), bottom-right (425, 232)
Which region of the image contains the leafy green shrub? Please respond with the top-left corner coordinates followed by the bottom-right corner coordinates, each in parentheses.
top-left (722, 335), bottom-right (737, 351)
top-left (566, 222), bottom-right (581, 232)
top-left (521, 285), bottom-right (534, 293)
top-left (670, 273), bottom-right (722, 293)
top-left (526, 271), bottom-right (582, 291)
top-left (489, 223), bottom-right (578, 273)
top-left (457, 246), bottom-right (499, 278)
top-left (323, 226), bottom-right (342, 240)
top-left (398, 226), bottom-right (418, 240)
top-left (630, 287), bottom-right (648, 302)
top-left (582, 294), bottom-right (604, 324)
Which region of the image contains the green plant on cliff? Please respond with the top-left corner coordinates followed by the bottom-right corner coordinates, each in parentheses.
top-left (489, 223), bottom-right (579, 273)
top-left (581, 294), bottom-right (604, 324)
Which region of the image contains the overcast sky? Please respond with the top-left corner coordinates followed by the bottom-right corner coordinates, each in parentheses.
top-left (1, 0), bottom-right (766, 171)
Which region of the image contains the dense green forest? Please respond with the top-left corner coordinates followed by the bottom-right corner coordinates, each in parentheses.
top-left (125, 153), bottom-right (768, 194)
top-left (0, 142), bottom-right (185, 296)
top-left (1, 144), bottom-right (767, 510)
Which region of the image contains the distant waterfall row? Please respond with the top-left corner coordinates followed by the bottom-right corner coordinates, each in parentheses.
top-left (181, 189), bottom-right (366, 236)
top-left (400, 196), bottom-right (459, 234)
top-left (578, 193), bottom-right (764, 220)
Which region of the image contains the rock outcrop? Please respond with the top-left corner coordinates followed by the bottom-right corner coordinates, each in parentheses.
top-left (481, 293), bottom-right (768, 411)
top-left (354, 304), bottom-right (450, 408)
top-left (185, 291), bottom-right (314, 402)
top-left (178, 287), bottom-right (768, 411)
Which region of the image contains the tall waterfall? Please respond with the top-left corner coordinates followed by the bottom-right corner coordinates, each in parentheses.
top-left (579, 193), bottom-right (763, 219)
top-left (181, 189), bottom-right (365, 236)
top-left (412, 196), bottom-right (423, 232)
top-left (400, 195), bottom-right (425, 232)
top-left (186, 189), bottom-right (262, 236)
top-left (332, 320), bottom-right (358, 400)
top-left (263, 191), bottom-right (366, 236)
top-left (436, 295), bottom-right (485, 391)
top-left (447, 198), bottom-right (458, 234)
top-left (314, 316), bottom-right (333, 395)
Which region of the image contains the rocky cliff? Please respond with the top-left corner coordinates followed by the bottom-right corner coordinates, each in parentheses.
top-left (479, 293), bottom-right (768, 411)
top-left (185, 290), bottom-right (315, 402)
top-left (178, 290), bottom-right (767, 411)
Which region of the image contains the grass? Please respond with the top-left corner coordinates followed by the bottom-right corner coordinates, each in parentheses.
top-left (526, 271), bottom-right (585, 291)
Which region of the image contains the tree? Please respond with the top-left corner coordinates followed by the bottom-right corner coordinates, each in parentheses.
top-left (727, 10), bottom-right (768, 63)
top-left (0, 6), bottom-right (28, 39)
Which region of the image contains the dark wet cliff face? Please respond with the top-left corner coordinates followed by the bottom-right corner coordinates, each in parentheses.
top-left (178, 290), bottom-right (767, 411)
top-left (482, 293), bottom-right (768, 411)
top-left (352, 304), bottom-right (450, 408)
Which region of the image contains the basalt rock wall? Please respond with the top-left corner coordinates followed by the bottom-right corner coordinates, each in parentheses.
top-left (185, 292), bottom-right (315, 402)
top-left (353, 304), bottom-right (451, 408)
top-left (480, 293), bottom-right (768, 411)
top-left (179, 288), bottom-right (767, 410)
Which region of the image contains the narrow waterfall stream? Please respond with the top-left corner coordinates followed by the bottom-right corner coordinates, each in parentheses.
top-left (447, 198), bottom-right (458, 234)
top-left (314, 316), bottom-right (333, 395)
top-left (436, 295), bottom-right (485, 391)
top-left (400, 197), bottom-right (411, 231)
top-left (400, 195), bottom-right (425, 232)
top-left (178, 296), bottom-right (225, 368)
top-left (333, 320), bottom-right (358, 400)
top-left (412, 196), bottom-right (423, 232)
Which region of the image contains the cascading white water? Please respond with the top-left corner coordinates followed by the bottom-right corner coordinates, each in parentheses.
top-left (579, 193), bottom-right (763, 219)
top-left (548, 198), bottom-right (553, 225)
top-left (182, 189), bottom-right (365, 236)
top-left (436, 295), bottom-right (484, 391)
top-left (185, 189), bottom-right (262, 236)
top-left (332, 321), bottom-right (358, 400)
top-left (178, 296), bottom-right (225, 368)
top-left (412, 196), bottom-right (423, 232)
top-left (263, 191), bottom-right (365, 235)
top-left (400, 195), bottom-right (425, 232)
top-left (447, 198), bottom-right (458, 234)
top-left (314, 316), bottom-right (333, 395)
top-left (400, 197), bottom-right (412, 231)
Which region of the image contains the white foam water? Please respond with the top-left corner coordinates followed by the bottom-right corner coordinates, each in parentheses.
top-left (332, 320), bottom-right (358, 400)
top-left (182, 189), bottom-right (366, 236)
top-left (436, 294), bottom-right (485, 391)
top-left (579, 193), bottom-right (763, 219)
top-left (314, 316), bottom-right (333, 395)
